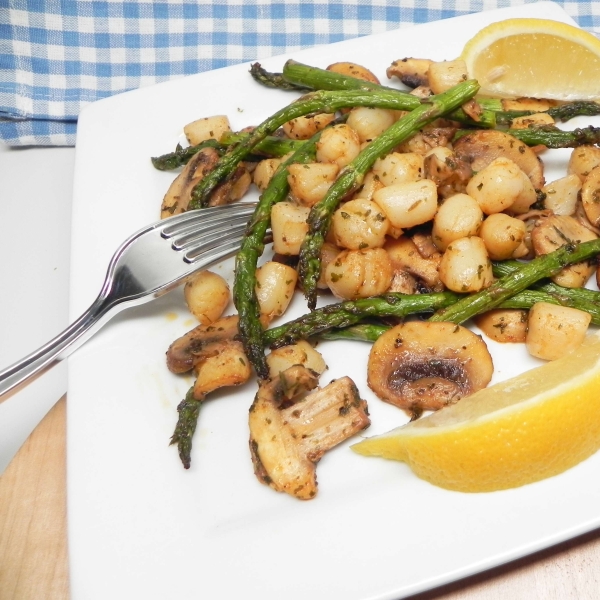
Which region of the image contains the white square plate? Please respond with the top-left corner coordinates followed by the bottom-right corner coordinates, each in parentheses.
top-left (68, 3), bottom-right (600, 598)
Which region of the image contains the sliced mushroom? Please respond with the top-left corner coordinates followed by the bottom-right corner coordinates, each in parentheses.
top-left (386, 58), bottom-right (433, 89)
top-left (395, 124), bottom-right (458, 156)
top-left (530, 214), bottom-right (598, 288)
top-left (193, 340), bottom-right (251, 398)
top-left (384, 235), bottom-right (443, 292)
top-left (367, 321), bottom-right (493, 419)
top-left (387, 269), bottom-right (419, 294)
top-left (160, 147), bottom-right (220, 218)
top-left (160, 147), bottom-right (251, 216)
top-left (249, 365), bottom-right (370, 500)
top-left (207, 163), bottom-right (252, 207)
top-left (581, 165), bottom-right (600, 227)
top-left (166, 315), bottom-right (240, 373)
top-left (266, 341), bottom-right (328, 379)
top-left (424, 147), bottom-right (473, 195)
top-left (501, 98), bottom-right (556, 112)
top-left (411, 231), bottom-right (442, 259)
top-left (453, 129), bottom-right (545, 190)
top-left (461, 98), bottom-right (484, 123)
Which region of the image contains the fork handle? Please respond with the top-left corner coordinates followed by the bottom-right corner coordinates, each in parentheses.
top-left (0, 295), bottom-right (112, 402)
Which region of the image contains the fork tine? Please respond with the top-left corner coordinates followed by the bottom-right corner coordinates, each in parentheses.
top-left (184, 228), bottom-right (248, 264)
top-left (172, 213), bottom-right (251, 251)
top-left (160, 202), bottom-right (257, 239)
top-left (159, 202), bottom-right (258, 263)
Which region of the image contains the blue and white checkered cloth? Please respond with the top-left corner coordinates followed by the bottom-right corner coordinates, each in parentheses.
top-left (1, 0), bottom-right (599, 146)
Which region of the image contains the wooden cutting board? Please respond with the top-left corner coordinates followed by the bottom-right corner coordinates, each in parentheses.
top-left (2, 395), bottom-right (600, 599)
top-left (0, 397), bottom-right (69, 600)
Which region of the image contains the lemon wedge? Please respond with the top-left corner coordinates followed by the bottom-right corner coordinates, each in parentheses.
top-left (352, 331), bottom-right (600, 492)
top-left (460, 18), bottom-right (600, 100)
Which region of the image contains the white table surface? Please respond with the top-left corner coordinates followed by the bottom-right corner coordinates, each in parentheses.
top-left (0, 144), bottom-right (75, 474)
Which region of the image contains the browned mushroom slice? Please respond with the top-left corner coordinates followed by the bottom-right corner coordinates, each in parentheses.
top-left (581, 165), bottom-right (600, 227)
top-left (207, 163), bottom-right (252, 207)
top-left (193, 340), bottom-right (251, 398)
top-left (424, 148), bottom-right (473, 198)
top-left (386, 58), bottom-right (433, 89)
top-left (501, 98), bottom-right (556, 112)
top-left (395, 124), bottom-right (458, 156)
top-left (160, 147), bottom-right (220, 218)
top-left (166, 315), bottom-right (240, 373)
top-left (249, 365), bottom-right (370, 500)
top-left (530, 214), bottom-right (598, 288)
top-left (409, 85), bottom-right (433, 99)
top-left (160, 147), bottom-right (252, 216)
top-left (411, 231), bottom-right (440, 259)
top-left (367, 321), bottom-right (493, 419)
top-left (574, 202), bottom-right (600, 237)
top-left (388, 269), bottom-right (419, 294)
top-left (461, 99), bottom-right (484, 123)
top-left (384, 235), bottom-right (443, 292)
top-left (453, 129), bottom-right (545, 189)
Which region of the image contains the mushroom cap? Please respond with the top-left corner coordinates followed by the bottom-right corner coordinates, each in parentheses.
top-left (367, 321), bottom-right (493, 417)
top-left (454, 129), bottom-right (545, 189)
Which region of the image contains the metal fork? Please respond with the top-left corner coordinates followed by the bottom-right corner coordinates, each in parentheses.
top-left (0, 202), bottom-right (258, 401)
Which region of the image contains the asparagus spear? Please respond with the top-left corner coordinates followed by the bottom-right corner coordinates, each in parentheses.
top-left (507, 125), bottom-right (600, 149)
top-left (187, 87), bottom-right (459, 209)
top-left (547, 101), bottom-right (600, 122)
top-left (492, 261), bottom-right (600, 323)
top-left (234, 130), bottom-right (324, 380)
top-left (297, 79), bottom-right (480, 310)
top-left (280, 59), bottom-right (497, 128)
top-left (281, 61), bottom-right (600, 129)
top-left (265, 282), bottom-right (600, 349)
top-left (169, 387), bottom-right (202, 469)
top-left (430, 238), bottom-right (600, 324)
top-left (453, 124), bottom-right (600, 149)
top-left (250, 62), bottom-right (311, 90)
top-left (155, 122), bottom-right (600, 173)
top-left (494, 101), bottom-right (600, 126)
top-left (220, 132), bottom-right (302, 156)
top-left (263, 292), bottom-right (461, 348)
top-left (151, 140), bottom-right (225, 171)
top-left (155, 109), bottom-right (599, 172)
top-left (151, 134), bottom-right (303, 171)
top-left (319, 322), bottom-right (390, 343)
top-left (277, 60), bottom-right (600, 131)
top-left (316, 284), bottom-right (600, 343)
